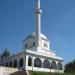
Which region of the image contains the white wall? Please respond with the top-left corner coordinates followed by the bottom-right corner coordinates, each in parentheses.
top-left (3, 53), bottom-right (26, 69)
top-left (25, 54), bottom-right (64, 73)
top-left (0, 67), bottom-right (18, 75)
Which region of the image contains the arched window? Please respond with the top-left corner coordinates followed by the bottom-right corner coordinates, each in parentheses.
top-left (13, 59), bottom-right (17, 68)
top-left (5, 62), bottom-right (8, 67)
top-left (58, 62), bottom-right (63, 70)
top-left (43, 59), bottom-right (50, 69)
top-left (25, 44), bottom-right (28, 48)
top-left (28, 56), bottom-right (32, 66)
top-left (51, 61), bottom-right (57, 69)
top-left (34, 58), bottom-right (42, 68)
top-left (9, 61), bottom-right (12, 67)
top-left (19, 58), bottom-right (23, 67)
top-left (2, 63), bottom-right (4, 66)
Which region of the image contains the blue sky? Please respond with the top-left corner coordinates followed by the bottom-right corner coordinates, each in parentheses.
top-left (0, 0), bottom-right (75, 64)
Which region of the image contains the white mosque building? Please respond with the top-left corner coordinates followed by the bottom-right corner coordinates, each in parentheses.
top-left (1, 0), bottom-right (64, 73)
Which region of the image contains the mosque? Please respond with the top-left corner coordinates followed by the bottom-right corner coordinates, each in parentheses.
top-left (1, 0), bottom-right (64, 73)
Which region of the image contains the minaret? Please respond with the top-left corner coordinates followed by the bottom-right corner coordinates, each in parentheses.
top-left (35, 0), bottom-right (42, 50)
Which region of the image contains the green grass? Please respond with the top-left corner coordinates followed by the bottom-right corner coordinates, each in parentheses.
top-left (29, 71), bottom-right (75, 75)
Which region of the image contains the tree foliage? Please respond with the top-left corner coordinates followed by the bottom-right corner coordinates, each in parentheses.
top-left (1, 48), bottom-right (10, 59)
top-left (65, 60), bottom-right (75, 73)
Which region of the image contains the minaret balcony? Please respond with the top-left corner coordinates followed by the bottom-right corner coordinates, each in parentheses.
top-left (35, 9), bottom-right (42, 15)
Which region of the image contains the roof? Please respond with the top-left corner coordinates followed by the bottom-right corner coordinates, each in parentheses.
top-left (25, 32), bottom-right (48, 40)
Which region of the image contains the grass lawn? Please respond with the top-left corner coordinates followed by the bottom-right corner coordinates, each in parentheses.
top-left (30, 71), bottom-right (75, 75)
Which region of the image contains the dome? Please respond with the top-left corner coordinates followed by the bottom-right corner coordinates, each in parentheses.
top-left (25, 32), bottom-right (48, 40)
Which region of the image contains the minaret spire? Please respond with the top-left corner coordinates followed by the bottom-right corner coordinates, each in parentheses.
top-left (35, 0), bottom-right (42, 50)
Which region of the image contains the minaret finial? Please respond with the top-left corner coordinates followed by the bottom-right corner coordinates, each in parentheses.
top-left (35, 0), bottom-right (42, 50)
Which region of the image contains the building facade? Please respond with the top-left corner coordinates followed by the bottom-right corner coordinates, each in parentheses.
top-left (1, 0), bottom-right (64, 73)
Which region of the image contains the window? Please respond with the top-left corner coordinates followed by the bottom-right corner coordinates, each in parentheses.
top-left (19, 58), bottom-right (23, 67)
top-left (44, 43), bottom-right (47, 47)
top-left (33, 42), bottom-right (35, 46)
top-left (43, 59), bottom-right (50, 69)
top-left (25, 44), bottom-right (28, 48)
top-left (34, 58), bottom-right (42, 68)
top-left (28, 56), bottom-right (32, 66)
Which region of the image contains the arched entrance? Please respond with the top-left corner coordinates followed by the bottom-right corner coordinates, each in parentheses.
top-left (13, 59), bottom-right (17, 68)
top-left (19, 58), bottom-right (24, 67)
top-left (34, 58), bottom-right (42, 68)
top-left (43, 59), bottom-right (50, 69)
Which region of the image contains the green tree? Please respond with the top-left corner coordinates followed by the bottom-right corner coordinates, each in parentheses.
top-left (2, 48), bottom-right (10, 59)
top-left (65, 60), bottom-right (75, 73)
